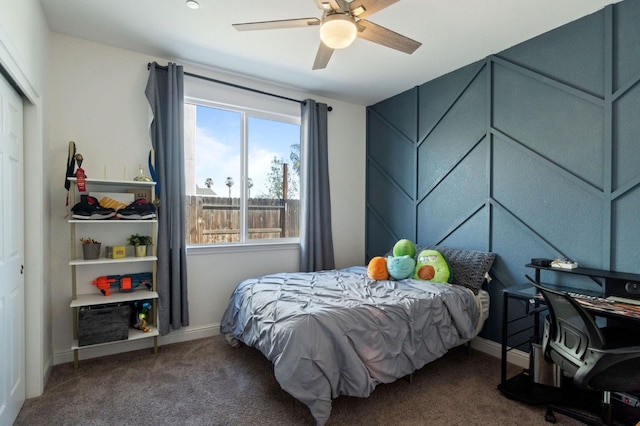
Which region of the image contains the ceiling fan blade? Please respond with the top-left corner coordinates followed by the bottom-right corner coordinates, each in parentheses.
top-left (356, 19), bottom-right (421, 54)
top-left (233, 18), bottom-right (320, 31)
top-left (312, 42), bottom-right (334, 70)
top-left (349, 0), bottom-right (400, 19)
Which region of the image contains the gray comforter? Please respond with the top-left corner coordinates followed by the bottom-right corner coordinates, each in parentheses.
top-left (220, 266), bottom-right (479, 425)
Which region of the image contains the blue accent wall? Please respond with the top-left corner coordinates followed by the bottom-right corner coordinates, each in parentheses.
top-left (365, 0), bottom-right (640, 343)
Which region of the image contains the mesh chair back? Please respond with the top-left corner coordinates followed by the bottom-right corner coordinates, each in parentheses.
top-left (525, 276), bottom-right (606, 376)
top-left (525, 275), bottom-right (640, 396)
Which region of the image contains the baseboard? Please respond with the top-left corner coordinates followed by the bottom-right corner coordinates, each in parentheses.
top-left (471, 336), bottom-right (529, 369)
top-left (53, 323), bottom-right (221, 365)
top-left (157, 324), bottom-right (220, 346)
top-left (53, 324), bottom-right (526, 371)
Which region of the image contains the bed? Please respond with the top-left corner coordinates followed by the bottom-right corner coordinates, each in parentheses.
top-left (220, 246), bottom-right (495, 425)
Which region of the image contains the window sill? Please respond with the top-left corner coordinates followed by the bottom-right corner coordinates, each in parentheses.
top-left (186, 240), bottom-right (300, 256)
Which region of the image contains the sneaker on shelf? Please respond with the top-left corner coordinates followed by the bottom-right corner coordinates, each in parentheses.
top-left (71, 195), bottom-right (116, 220)
top-left (116, 198), bottom-right (156, 220)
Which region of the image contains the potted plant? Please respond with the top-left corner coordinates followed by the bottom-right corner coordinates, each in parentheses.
top-left (80, 237), bottom-right (101, 260)
top-left (127, 233), bottom-right (153, 257)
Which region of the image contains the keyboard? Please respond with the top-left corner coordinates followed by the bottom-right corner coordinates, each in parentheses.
top-left (565, 293), bottom-right (640, 319)
top-left (606, 295), bottom-right (640, 306)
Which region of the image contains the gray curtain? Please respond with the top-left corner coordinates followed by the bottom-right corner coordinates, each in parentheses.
top-left (145, 62), bottom-right (189, 334)
top-left (300, 99), bottom-right (335, 272)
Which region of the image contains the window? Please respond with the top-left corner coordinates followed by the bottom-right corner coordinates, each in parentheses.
top-left (184, 98), bottom-right (301, 245)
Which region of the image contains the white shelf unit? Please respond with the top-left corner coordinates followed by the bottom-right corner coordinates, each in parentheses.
top-left (70, 290), bottom-right (160, 308)
top-left (68, 178), bottom-right (159, 368)
top-left (71, 327), bottom-right (160, 351)
top-left (69, 255), bottom-right (158, 267)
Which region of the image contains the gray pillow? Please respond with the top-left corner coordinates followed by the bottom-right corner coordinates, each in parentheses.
top-left (416, 245), bottom-right (496, 294)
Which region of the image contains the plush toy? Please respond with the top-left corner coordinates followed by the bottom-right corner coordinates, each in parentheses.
top-left (393, 239), bottom-right (416, 258)
top-left (387, 255), bottom-right (416, 280)
top-left (130, 300), bottom-right (152, 333)
top-left (413, 249), bottom-right (452, 282)
top-left (367, 256), bottom-right (389, 280)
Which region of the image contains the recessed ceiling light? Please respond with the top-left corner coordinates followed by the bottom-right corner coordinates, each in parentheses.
top-left (186, 0), bottom-right (200, 10)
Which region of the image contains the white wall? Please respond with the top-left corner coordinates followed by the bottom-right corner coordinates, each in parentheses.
top-left (0, 0), bottom-right (50, 398)
top-left (48, 33), bottom-right (366, 364)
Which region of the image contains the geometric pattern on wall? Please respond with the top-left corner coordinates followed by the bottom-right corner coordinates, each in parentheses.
top-left (367, 160), bottom-right (415, 240)
top-left (365, 90), bottom-right (417, 258)
top-left (492, 62), bottom-right (605, 190)
top-left (417, 139), bottom-right (488, 245)
top-left (369, 86), bottom-right (418, 142)
top-left (613, 188), bottom-right (640, 272)
top-left (496, 9), bottom-right (606, 97)
top-left (418, 61), bottom-right (486, 141)
top-left (613, 0), bottom-right (640, 92)
top-left (417, 65), bottom-right (487, 198)
top-left (366, 207), bottom-right (401, 262)
top-left (368, 109), bottom-right (416, 197)
top-left (491, 133), bottom-right (603, 266)
top-left (613, 82), bottom-right (640, 189)
top-left (366, 0), bottom-right (640, 342)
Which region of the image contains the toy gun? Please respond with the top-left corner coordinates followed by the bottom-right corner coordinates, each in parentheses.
top-left (92, 272), bottom-right (153, 296)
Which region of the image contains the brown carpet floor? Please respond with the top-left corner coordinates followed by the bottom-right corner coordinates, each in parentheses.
top-left (15, 335), bottom-right (594, 425)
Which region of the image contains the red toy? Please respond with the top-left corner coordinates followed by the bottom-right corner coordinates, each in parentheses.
top-left (91, 273), bottom-right (152, 296)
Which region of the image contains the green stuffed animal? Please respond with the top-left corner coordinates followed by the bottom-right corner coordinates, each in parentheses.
top-left (387, 255), bottom-right (416, 280)
top-left (413, 249), bottom-right (452, 283)
top-left (393, 239), bottom-right (416, 258)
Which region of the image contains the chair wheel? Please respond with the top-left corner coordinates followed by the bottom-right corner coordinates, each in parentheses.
top-left (545, 409), bottom-right (557, 423)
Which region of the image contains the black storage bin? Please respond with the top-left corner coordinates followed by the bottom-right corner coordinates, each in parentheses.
top-left (78, 303), bottom-right (130, 346)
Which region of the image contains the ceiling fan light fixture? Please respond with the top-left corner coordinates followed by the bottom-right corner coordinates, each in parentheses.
top-left (186, 0), bottom-right (200, 10)
top-left (319, 14), bottom-right (357, 49)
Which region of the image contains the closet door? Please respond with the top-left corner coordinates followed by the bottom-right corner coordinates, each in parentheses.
top-left (0, 71), bottom-right (25, 426)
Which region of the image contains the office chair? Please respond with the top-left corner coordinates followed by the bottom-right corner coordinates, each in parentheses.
top-left (525, 275), bottom-right (640, 425)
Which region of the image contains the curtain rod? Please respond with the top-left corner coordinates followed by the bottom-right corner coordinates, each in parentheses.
top-left (147, 63), bottom-right (332, 111)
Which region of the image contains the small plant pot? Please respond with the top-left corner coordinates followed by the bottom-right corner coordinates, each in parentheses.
top-left (82, 243), bottom-right (101, 260)
top-left (134, 245), bottom-right (148, 257)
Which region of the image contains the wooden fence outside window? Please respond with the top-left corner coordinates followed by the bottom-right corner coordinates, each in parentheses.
top-left (186, 196), bottom-right (300, 244)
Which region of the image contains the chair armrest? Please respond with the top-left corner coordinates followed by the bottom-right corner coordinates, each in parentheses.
top-left (589, 346), bottom-right (640, 355)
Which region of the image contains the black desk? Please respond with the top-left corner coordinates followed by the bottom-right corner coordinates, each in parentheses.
top-left (527, 263), bottom-right (640, 300)
top-left (499, 283), bottom-right (543, 390)
top-left (499, 264), bottom-right (640, 406)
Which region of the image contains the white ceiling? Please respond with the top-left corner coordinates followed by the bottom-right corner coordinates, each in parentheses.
top-left (39, 0), bottom-right (620, 106)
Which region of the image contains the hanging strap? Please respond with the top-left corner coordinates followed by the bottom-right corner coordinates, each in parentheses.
top-left (148, 149), bottom-right (159, 197)
top-left (64, 141), bottom-right (76, 191)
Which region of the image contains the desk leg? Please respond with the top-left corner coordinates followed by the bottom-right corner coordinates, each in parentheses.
top-left (533, 269), bottom-right (541, 339)
top-left (501, 290), bottom-right (509, 386)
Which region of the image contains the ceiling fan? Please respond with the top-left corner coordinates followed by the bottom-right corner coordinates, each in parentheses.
top-left (232, 0), bottom-right (421, 70)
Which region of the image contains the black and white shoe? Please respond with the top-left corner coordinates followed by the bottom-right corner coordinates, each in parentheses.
top-left (71, 195), bottom-right (116, 220)
top-left (116, 198), bottom-right (156, 220)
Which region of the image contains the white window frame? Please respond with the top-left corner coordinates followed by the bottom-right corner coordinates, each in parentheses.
top-left (184, 95), bottom-right (302, 251)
